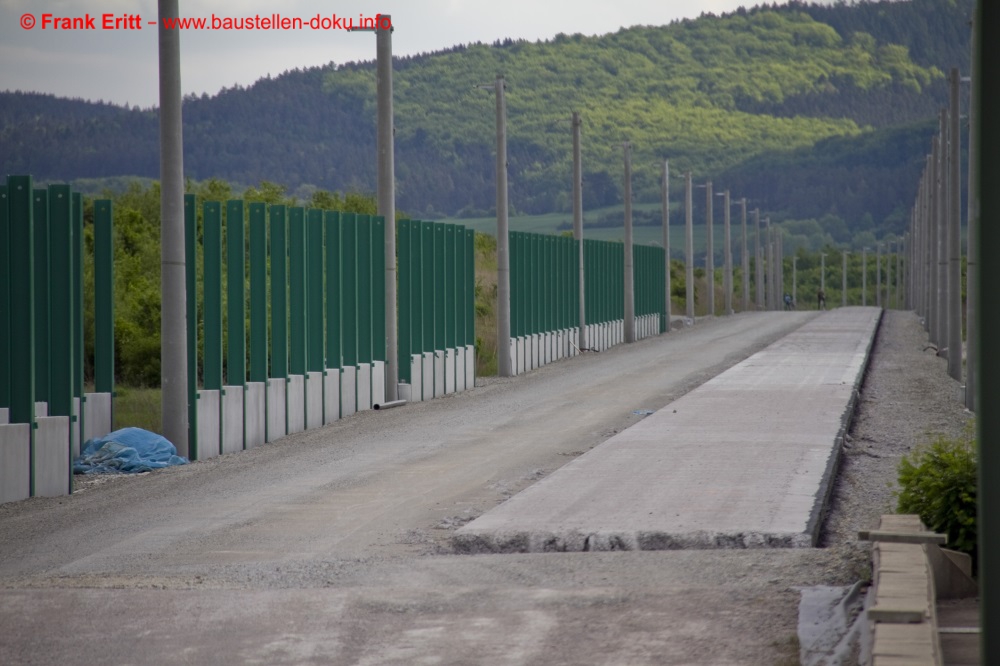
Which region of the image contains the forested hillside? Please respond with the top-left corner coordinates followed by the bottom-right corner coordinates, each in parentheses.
top-left (0, 0), bottom-right (972, 235)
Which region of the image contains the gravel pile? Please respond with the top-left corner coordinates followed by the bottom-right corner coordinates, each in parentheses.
top-left (821, 308), bottom-right (974, 552)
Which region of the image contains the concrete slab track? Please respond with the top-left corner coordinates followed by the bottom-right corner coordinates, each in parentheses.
top-left (456, 307), bottom-right (882, 552)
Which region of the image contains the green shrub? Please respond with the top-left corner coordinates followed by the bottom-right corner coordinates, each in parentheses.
top-left (896, 422), bottom-right (977, 567)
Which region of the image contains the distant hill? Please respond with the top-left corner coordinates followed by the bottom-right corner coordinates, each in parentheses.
top-left (0, 0), bottom-right (972, 235)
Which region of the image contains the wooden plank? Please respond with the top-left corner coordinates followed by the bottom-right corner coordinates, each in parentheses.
top-left (860, 530), bottom-right (947, 545)
top-left (869, 607), bottom-right (927, 623)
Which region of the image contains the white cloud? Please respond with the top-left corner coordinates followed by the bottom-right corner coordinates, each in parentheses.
top-left (0, 0), bottom-right (836, 106)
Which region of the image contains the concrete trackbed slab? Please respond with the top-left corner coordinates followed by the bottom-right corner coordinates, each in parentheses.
top-left (455, 307), bottom-right (883, 553)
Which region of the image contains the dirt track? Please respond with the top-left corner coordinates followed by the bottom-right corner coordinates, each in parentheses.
top-left (1, 310), bottom-right (968, 665)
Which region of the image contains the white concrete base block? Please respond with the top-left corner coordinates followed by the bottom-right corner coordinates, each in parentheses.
top-left (556, 331), bottom-right (564, 360)
top-left (517, 337), bottom-right (526, 375)
top-left (465, 345), bottom-right (475, 389)
top-left (221, 386), bottom-right (245, 455)
top-left (70, 398), bottom-right (80, 459)
top-left (0, 423), bottom-right (31, 503)
top-left (509, 338), bottom-right (518, 376)
top-left (457, 347), bottom-right (467, 391)
top-left (372, 361), bottom-right (385, 407)
top-left (286, 375), bottom-right (306, 434)
top-left (445, 349), bottom-right (456, 394)
top-left (410, 356), bottom-right (423, 402)
top-left (531, 334), bottom-right (539, 370)
top-left (196, 390), bottom-right (221, 459)
top-left (323, 370), bottom-right (340, 424)
top-left (83, 393), bottom-right (112, 444)
top-left (422, 352), bottom-right (433, 402)
top-left (245, 382), bottom-right (266, 448)
top-left (398, 382), bottom-right (412, 401)
top-left (542, 333), bottom-right (550, 365)
top-left (34, 416), bottom-right (70, 497)
top-left (434, 352), bottom-right (445, 398)
top-left (306, 372), bottom-right (323, 430)
top-left (357, 364), bottom-right (372, 412)
top-left (266, 378), bottom-right (287, 443)
top-left (0, 407), bottom-right (7, 425)
top-left (341, 366), bottom-right (357, 417)
top-left (35, 402), bottom-right (48, 418)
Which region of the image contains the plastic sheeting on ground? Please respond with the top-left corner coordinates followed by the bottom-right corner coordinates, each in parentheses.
top-left (74, 427), bottom-right (189, 474)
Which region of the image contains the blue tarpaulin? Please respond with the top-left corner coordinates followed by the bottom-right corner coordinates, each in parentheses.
top-left (73, 427), bottom-right (188, 474)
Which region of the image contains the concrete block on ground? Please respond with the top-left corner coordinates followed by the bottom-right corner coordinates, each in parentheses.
top-left (409, 356), bottom-right (422, 402)
top-left (83, 393), bottom-right (112, 444)
top-left (306, 372), bottom-right (323, 430)
top-left (531, 334), bottom-right (539, 370)
top-left (0, 408), bottom-right (7, 425)
top-left (457, 347), bottom-right (467, 391)
top-left (445, 349), bottom-right (456, 394)
top-left (71, 398), bottom-right (80, 459)
top-left (517, 337), bottom-right (526, 375)
top-left (266, 378), bottom-right (287, 443)
top-left (0, 424), bottom-right (31, 503)
top-left (455, 307), bottom-right (883, 553)
top-left (221, 386), bottom-right (245, 454)
top-left (245, 382), bottom-right (266, 448)
top-left (421, 353), bottom-right (433, 402)
top-left (357, 364), bottom-right (372, 412)
top-left (465, 345), bottom-right (475, 389)
top-left (341, 366), bottom-right (357, 417)
top-left (397, 382), bottom-right (412, 402)
top-left (286, 375), bottom-right (306, 434)
top-left (372, 361), bottom-right (385, 407)
top-left (34, 416), bottom-right (70, 497)
top-left (323, 370), bottom-right (340, 423)
top-left (35, 402), bottom-right (48, 418)
top-left (433, 352), bottom-right (445, 398)
top-left (196, 389), bottom-right (221, 460)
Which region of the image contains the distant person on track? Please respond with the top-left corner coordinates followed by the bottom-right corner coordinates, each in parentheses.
top-left (817, 289), bottom-right (826, 310)
top-left (783, 293), bottom-right (794, 310)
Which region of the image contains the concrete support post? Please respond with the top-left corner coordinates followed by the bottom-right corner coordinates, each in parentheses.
top-left (722, 190), bottom-right (732, 315)
top-left (662, 160), bottom-right (671, 331)
top-left (740, 198), bottom-right (748, 312)
top-left (777, 231), bottom-right (783, 309)
top-left (842, 252), bottom-right (848, 307)
top-left (623, 142), bottom-right (635, 343)
top-left (876, 244), bottom-right (882, 308)
top-left (158, 0), bottom-right (188, 457)
top-left (685, 173), bottom-right (694, 320)
top-left (966, 14), bottom-right (978, 411)
top-left (926, 154), bottom-right (933, 325)
top-left (705, 181), bottom-right (714, 316)
top-left (792, 257), bottom-right (797, 306)
top-left (494, 75), bottom-right (511, 377)
top-left (935, 110), bottom-right (948, 348)
top-left (896, 241), bottom-right (902, 310)
top-left (765, 222), bottom-right (774, 311)
top-left (754, 209), bottom-right (763, 309)
top-left (572, 112), bottom-right (586, 349)
top-left (862, 248), bottom-right (867, 307)
top-left (375, 17), bottom-right (398, 402)
top-left (947, 69), bottom-right (963, 381)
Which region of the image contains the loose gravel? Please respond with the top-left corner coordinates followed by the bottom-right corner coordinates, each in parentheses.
top-left (0, 309), bottom-right (977, 665)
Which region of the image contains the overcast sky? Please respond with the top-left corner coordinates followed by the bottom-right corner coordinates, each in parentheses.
top-left (1, 0), bottom-right (834, 108)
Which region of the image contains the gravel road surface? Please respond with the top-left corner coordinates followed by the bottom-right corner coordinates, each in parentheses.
top-left (0, 309), bottom-right (974, 665)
